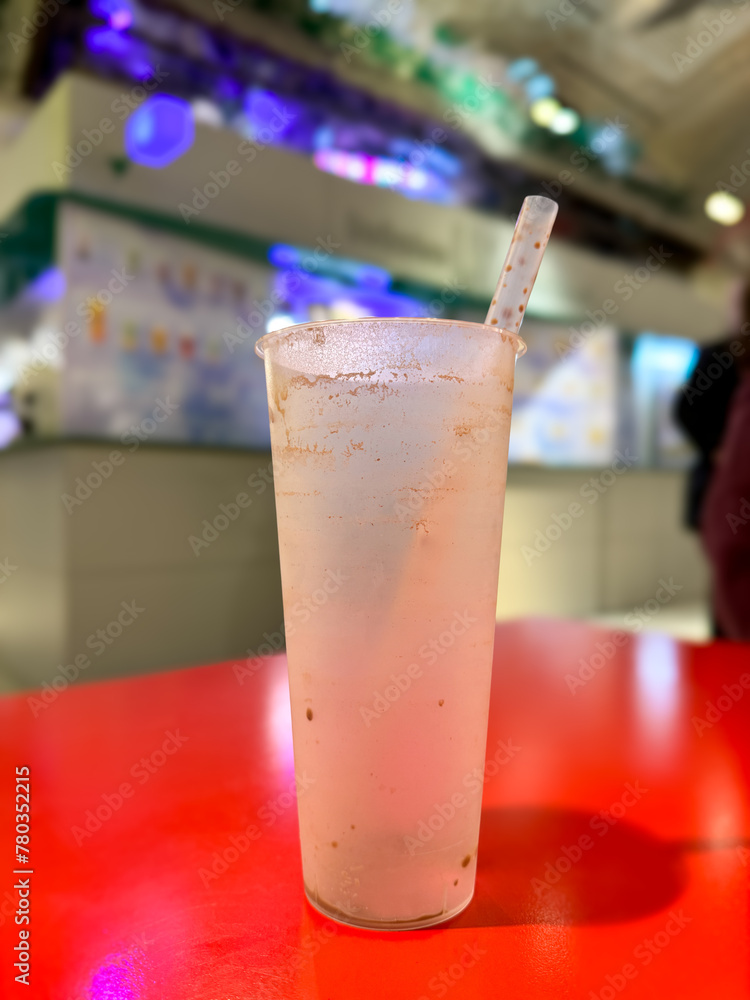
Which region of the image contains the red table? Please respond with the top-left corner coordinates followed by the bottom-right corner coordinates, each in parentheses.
top-left (1, 620), bottom-right (749, 999)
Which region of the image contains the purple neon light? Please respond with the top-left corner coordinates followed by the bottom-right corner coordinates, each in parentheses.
top-left (125, 95), bottom-right (195, 168)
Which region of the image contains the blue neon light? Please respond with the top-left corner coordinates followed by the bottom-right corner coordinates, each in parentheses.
top-left (85, 26), bottom-right (153, 79)
top-left (27, 268), bottom-right (67, 303)
top-left (272, 270), bottom-right (425, 320)
top-left (268, 244), bottom-right (391, 291)
top-left (588, 122), bottom-right (633, 176)
top-left (525, 74), bottom-right (556, 101)
top-left (125, 96), bottom-right (195, 169)
top-left (507, 58), bottom-right (539, 83)
top-left (89, 0), bottom-right (133, 30)
top-left (313, 148), bottom-right (455, 203)
top-left (86, 26), bottom-right (131, 55)
top-left (632, 334), bottom-right (698, 379)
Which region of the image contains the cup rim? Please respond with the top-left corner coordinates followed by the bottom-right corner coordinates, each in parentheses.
top-left (254, 315), bottom-right (527, 360)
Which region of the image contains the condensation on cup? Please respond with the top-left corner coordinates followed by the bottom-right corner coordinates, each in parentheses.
top-left (257, 316), bottom-right (524, 930)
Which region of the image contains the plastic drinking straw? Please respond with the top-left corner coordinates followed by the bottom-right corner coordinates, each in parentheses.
top-left (386, 198), bottom-right (558, 609)
top-left (485, 195), bottom-right (558, 333)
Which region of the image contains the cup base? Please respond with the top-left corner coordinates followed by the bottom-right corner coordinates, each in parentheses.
top-left (303, 883), bottom-right (474, 932)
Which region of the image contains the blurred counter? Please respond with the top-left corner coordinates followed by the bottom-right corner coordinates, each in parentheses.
top-left (0, 442), bottom-right (707, 689)
top-left (499, 466), bottom-right (707, 621)
top-left (0, 441), bottom-right (283, 688)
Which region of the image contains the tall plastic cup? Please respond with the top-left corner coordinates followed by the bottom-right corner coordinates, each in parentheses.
top-left (256, 317), bottom-right (524, 930)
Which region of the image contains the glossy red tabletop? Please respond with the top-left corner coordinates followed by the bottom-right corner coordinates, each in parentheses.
top-left (1, 620), bottom-right (749, 999)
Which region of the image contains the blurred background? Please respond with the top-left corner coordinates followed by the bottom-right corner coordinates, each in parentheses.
top-left (0, 0), bottom-right (745, 689)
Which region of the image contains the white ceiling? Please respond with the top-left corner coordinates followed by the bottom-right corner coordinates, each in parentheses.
top-left (2, 0), bottom-right (750, 259)
top-left (418, 0), bottom-right (750, 252)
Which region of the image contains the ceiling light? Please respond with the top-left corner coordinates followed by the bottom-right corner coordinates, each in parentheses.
top-left (125, 95), bottom-right (195, 169)
top-left (507, 58), bottom-right (539, 83)
top-left (266, 314), bottom-right (295, 333)
top-left (704, 191), bottom-right (745, 226)
top-left (525, 74), bottom-right (555, 101)
top-left (191, 99), bottom-right (224, 128)
top-left (549, 107), bottom-right (581, 135)
top-left (529, 98), bottom-right (561, 128)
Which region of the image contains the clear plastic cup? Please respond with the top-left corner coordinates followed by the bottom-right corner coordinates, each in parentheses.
top-left (256, 317), bottom-right (524, 930)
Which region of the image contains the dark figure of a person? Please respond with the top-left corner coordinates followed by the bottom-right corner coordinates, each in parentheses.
top-left (700, 346), bottom-right (750, 640)
top-left (674, 307), bottom-right (750, 637)
top-left (674, 340), bottom-right (741, 530)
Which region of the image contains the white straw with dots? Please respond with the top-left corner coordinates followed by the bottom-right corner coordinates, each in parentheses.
top-left (485, 195), bottom-right (558, 333)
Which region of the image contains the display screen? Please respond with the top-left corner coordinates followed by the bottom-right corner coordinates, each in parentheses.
top-left (0, 203), bottom-right (701, 467)
top-left (508, 321), bottom-right (619, 466)
top-left (630, 332), bottom-right (699, 468)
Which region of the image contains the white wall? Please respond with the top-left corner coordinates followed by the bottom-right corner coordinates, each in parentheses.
top-left (498, 467), bottom-right (708, 620)
top-left (0, 445), bottom-right (283, 687)
top-left (0, 445), bottom-right (707, 689)
top-left (0, 73), bottom-right (730, 344)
